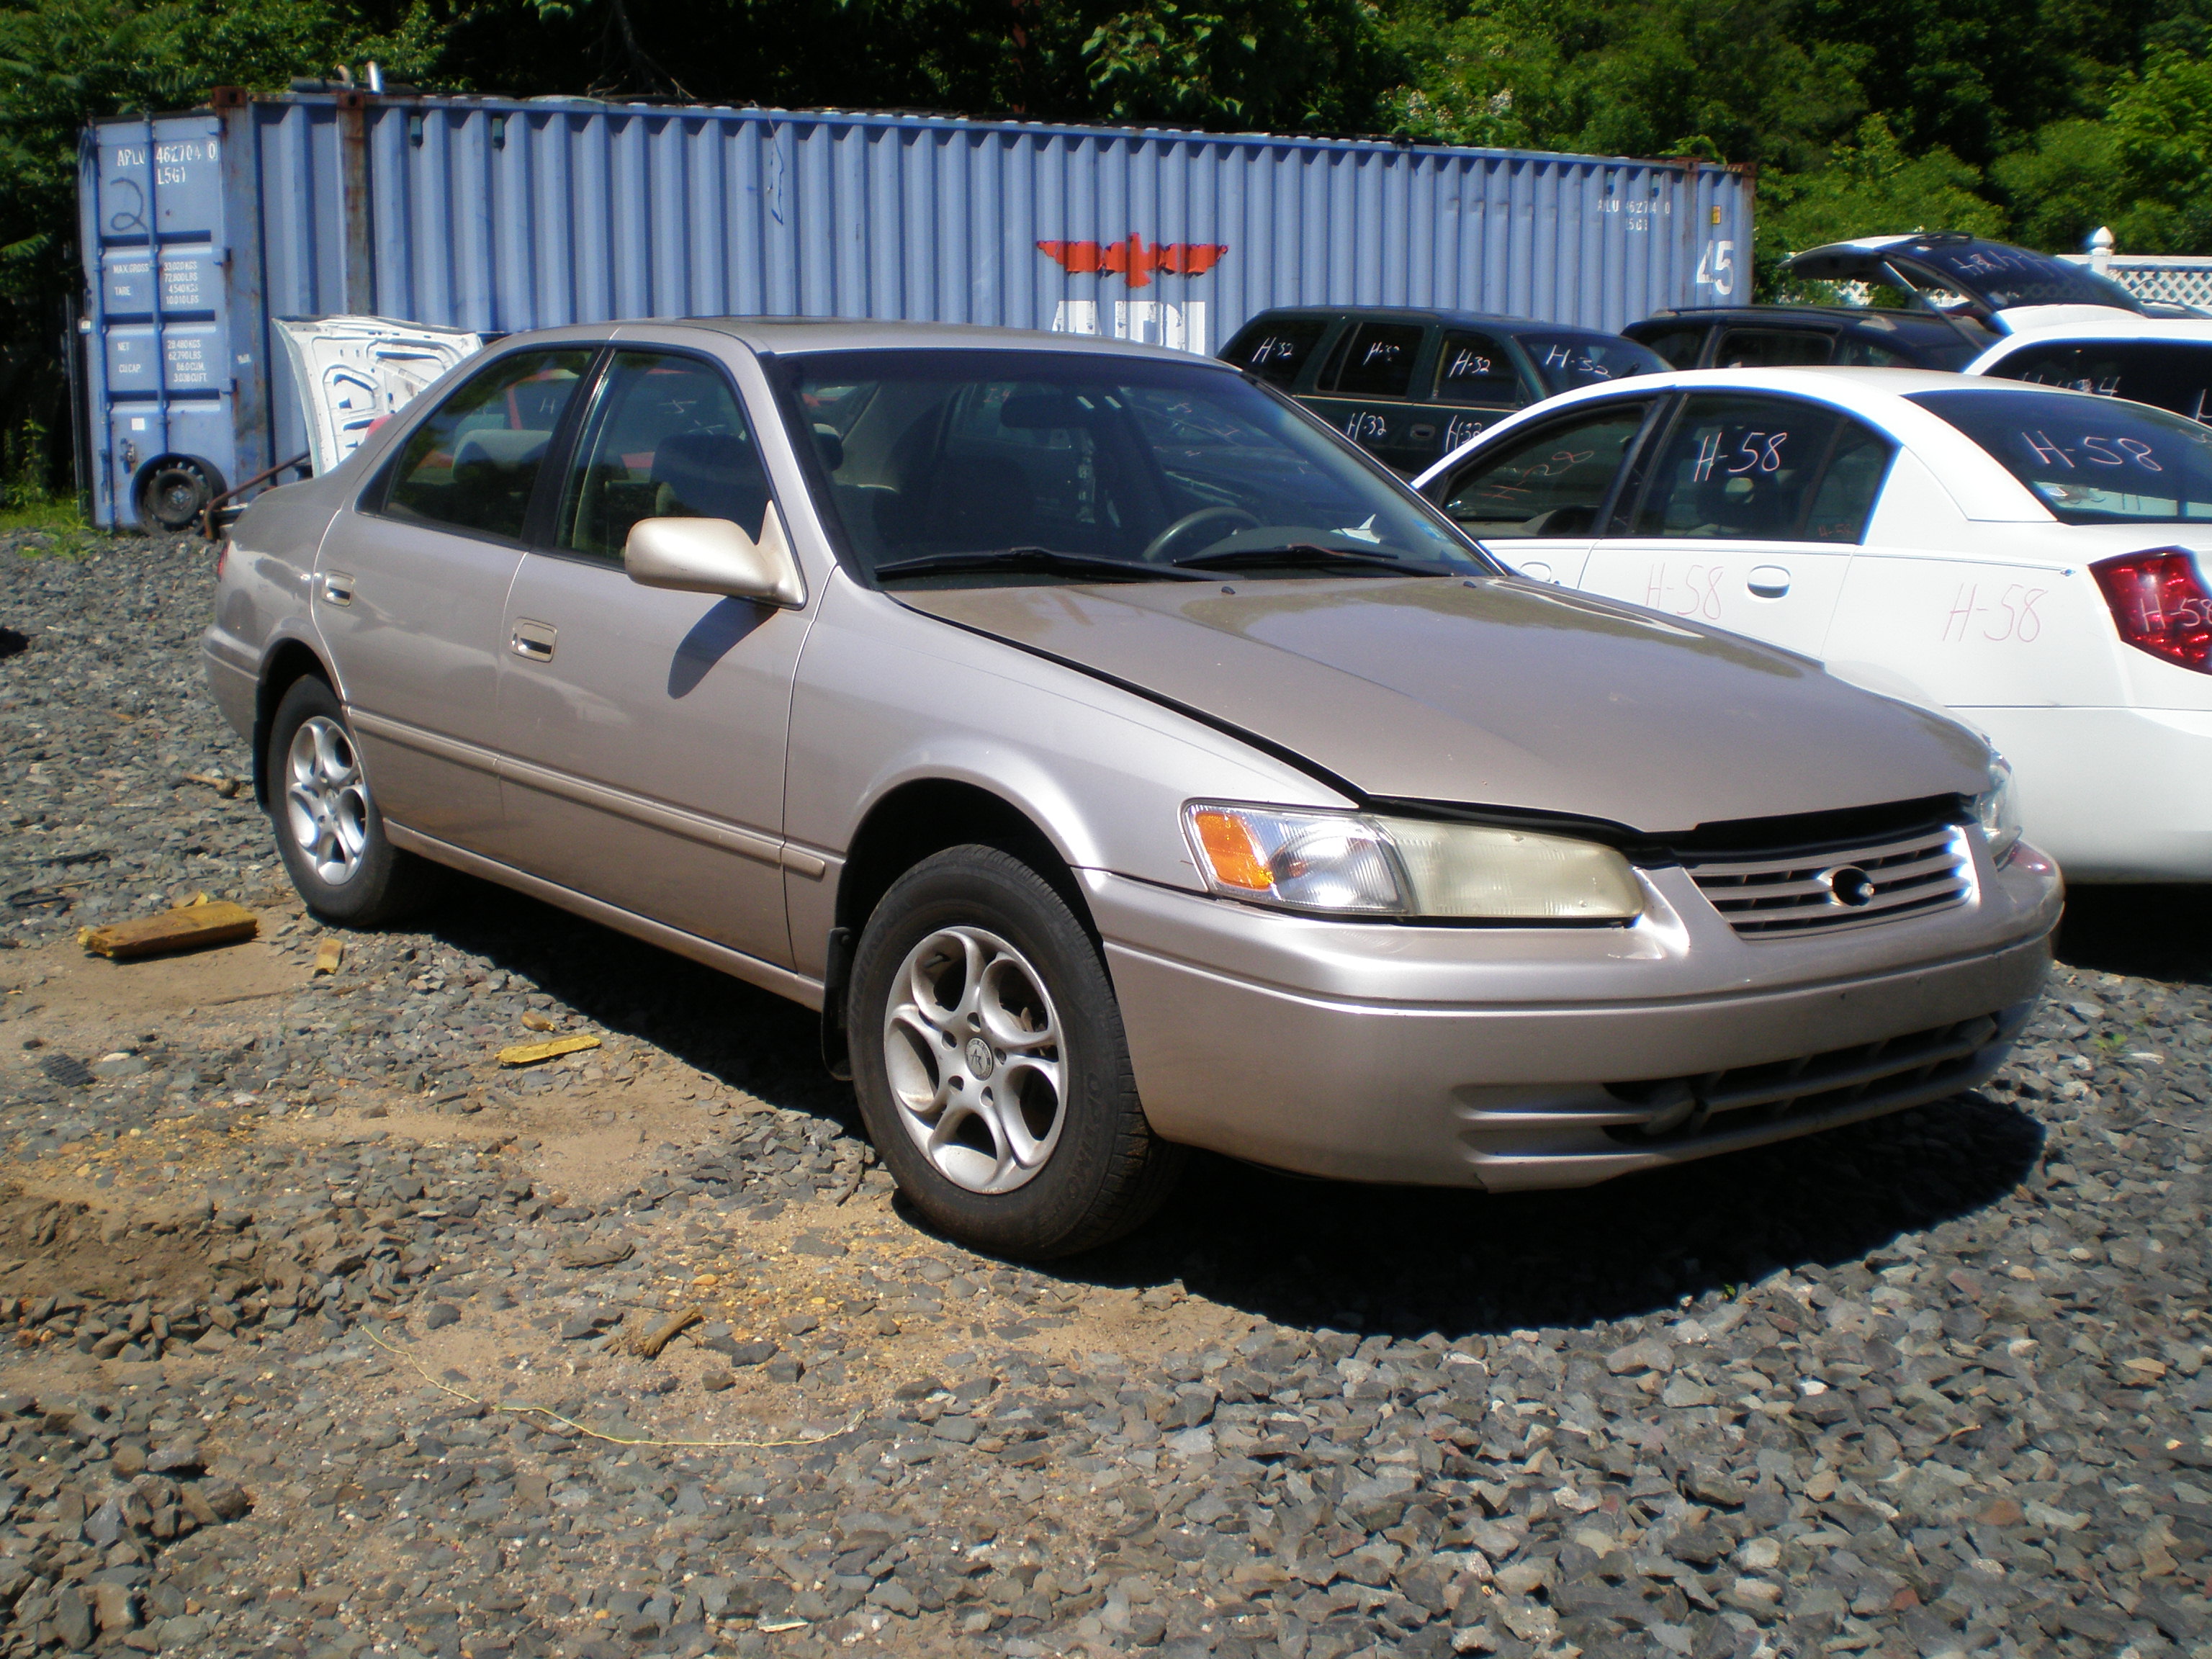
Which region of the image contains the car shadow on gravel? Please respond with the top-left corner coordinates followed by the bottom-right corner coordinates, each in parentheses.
top-left (410, 870), bottom-right (2045, 1342)
top-left (1069, 1089), bottom-right (2046, 1341)
top-left (410, 869), bottom-right (858, 1123)
top-left (2058, 884), bottom-right (2212, 984)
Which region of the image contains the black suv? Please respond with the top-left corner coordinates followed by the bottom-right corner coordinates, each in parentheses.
top-left (1220, 306), bottom-right (1663, 475)
top-left (1624, 305), bottom-right (1990, 372)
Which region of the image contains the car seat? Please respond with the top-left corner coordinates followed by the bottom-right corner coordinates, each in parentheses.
top-left (652, 433), bottom-right (770, 537)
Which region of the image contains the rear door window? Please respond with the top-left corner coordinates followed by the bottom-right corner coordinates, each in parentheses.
top-left (1222, 318), bottom-right (1332, 388)
top-left (1631, 393), bottom-right (1889, 541)
top-left (1319, 323), bottom-right (1427, 398)
top-left (1433, 333), bottom-right (1528, 405)
top-left (1431, 402), bottom-right (1654, 538)
top-left (379, 349), bottom-right (594, 541)
top-left (1714, 328), bottom-right (1835, 369)
top-left (1987, 339), bottom-right (2212, 426)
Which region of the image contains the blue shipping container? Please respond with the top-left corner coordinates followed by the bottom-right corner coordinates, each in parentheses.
top-left (78, 91), bottom-right (1753, 529)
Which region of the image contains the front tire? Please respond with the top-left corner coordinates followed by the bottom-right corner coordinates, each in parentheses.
top-left (849, 845), bottom-right (1182, 1259)
top-left (264, 675), bottom-right (431, 925)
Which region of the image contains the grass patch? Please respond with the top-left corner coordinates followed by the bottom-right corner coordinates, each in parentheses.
top-left (2, 493), bottom-right (102, 557)
top-left (0, 493), bottom-right (85, 534)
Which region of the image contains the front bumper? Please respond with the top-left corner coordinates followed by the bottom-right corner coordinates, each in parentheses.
top-left (1966, 704), bottom-right (2212, 883)
top-left (1088, 840), bottom-right (2059, 1190)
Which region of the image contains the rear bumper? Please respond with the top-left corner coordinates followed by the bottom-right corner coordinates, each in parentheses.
top-left (1968, 704), bottom-right (2212, 883)
top-left (1087, 845), bottom-right (2057, 1189)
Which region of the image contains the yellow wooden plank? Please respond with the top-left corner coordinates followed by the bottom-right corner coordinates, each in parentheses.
top-left (79, 900), bottom-right (259, 961)
top-left (496, 1033), bottom-right (601, 1068)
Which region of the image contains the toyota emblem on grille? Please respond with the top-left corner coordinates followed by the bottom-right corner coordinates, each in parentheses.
top-left (1821, 866), bottom-right (1877, 907)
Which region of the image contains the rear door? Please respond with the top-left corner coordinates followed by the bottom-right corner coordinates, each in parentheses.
top-left (313, 346), bottom-right (595, 849)
top-left (1421, 397), bottom-right (1658, 585)
top-left (1575, 392), bottom-right (1892, 655)
top-left (1303, 320), bottom-right (1436, 475)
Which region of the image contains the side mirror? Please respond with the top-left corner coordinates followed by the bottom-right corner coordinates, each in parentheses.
top-left (624, 504), bottom-right (806, 607)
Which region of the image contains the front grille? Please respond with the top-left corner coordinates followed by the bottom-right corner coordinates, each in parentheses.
top-left (1604, 1011), bottom-right (2008, 1146)
top-left (1686, 824), bottom-right (1971, 938)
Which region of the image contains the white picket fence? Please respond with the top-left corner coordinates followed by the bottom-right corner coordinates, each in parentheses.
top-left (2062, 227), bottom-right (2212, 312)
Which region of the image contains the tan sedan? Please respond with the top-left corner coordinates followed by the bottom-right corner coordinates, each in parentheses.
top-left (204, 320), bottom-right (2059, 1257)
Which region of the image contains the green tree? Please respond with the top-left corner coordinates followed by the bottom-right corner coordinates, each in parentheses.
top-left (2107, 49), bottom-right (2212, 252)
top-left (0, 0), bottom-right (451, 502)
top-left (1761, 111), bottom-right (2004, 265)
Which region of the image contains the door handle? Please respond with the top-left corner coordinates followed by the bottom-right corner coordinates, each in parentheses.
top-left (320, 572), bottom-right (354, 606)
top-left (1746, 565), bottom-right (1791, 599)
top-left (510, 619), bottom-right (558, 662)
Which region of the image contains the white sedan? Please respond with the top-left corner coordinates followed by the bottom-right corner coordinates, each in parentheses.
top-left (1409, 367), bottom-right (2212, 882)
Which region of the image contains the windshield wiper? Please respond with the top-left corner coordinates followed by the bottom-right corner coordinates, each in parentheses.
top-left (1172, 543), bottom-right (1430, 574)
top-left (871, 547), bottom-right (1205, 584)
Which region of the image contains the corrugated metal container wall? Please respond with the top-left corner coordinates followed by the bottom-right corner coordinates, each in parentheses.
top-left (79, 94), bottom-right (1753, 527)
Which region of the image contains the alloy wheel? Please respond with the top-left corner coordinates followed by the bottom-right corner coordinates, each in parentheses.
top-left (882, 925), bottom-right (1066, 1194)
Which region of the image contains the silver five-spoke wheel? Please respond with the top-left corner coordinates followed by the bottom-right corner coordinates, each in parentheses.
top-left (883, 925), bottom-right (1065, 1194)
top-left (283, 715), bottom-right (372, 886)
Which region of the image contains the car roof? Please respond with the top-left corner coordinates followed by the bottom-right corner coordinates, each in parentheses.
top-left (1977, 315), bottom-right (2212, 351)
top-left (494, 315), bottom-right (1232, 365)
top-left (1231, 305), bottom-right (1618, 336)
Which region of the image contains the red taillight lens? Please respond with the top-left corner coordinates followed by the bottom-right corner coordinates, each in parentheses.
top-left (2090, 549), bottom-right (2212, 673)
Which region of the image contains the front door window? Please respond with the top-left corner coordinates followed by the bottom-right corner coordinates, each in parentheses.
top-left (555, 351), bottom-right (770, 559)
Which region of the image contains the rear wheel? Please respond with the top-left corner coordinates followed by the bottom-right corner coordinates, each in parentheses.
top-left (264, 675), bottom-right (432, 925)
top-left (849, 844), bottom-right (1182, 1258)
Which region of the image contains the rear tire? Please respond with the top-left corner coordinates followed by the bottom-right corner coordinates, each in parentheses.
top-left (264, 675), bottom-right (433, 926)
top-left (849, 844), bottom-right (1182, 1259)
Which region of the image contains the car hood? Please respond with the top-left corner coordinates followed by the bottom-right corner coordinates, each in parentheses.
top-left (900, 577), bottom-right (1990, 832)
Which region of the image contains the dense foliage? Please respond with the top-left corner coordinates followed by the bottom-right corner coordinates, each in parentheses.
top-left (4, 0), bottom-right (2212, 496)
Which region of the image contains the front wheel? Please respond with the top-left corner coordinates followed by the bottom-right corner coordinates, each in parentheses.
top-left (849, 845), bottom-right (1182, 1258)
top-left (264, 675), bottom-right (432, 925)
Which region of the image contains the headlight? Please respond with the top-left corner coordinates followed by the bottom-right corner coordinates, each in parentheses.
top-left (1974, 755), bottom-right (2022, 864)
top-left (1184, 802), bottom-right (1644, 920)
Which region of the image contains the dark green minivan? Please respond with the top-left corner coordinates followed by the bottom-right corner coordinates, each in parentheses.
top-left (1219, 305), bottom-right (1666, 476)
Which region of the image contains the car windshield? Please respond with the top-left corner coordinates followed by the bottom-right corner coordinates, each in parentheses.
top-left (781, 349), bottom-right (1488, 583)
top-left (1518, 333), bottom-right (1666, 395)
top-left (1909, 387), bottom-right (2212, 524)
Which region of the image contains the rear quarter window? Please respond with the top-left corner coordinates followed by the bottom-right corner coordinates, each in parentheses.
top-left (1222, 318), bottom-right (1332, 388)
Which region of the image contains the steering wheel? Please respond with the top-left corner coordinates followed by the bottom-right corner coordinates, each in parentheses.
top-left (1139, 505), bottom-right (1260, 563)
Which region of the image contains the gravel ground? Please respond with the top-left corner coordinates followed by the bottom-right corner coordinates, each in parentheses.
top-left (3, 531), bottom-right (2212, 1659)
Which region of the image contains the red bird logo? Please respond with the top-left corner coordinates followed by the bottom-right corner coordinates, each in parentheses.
top-left (1037, 233), bottom-right (1228, 289)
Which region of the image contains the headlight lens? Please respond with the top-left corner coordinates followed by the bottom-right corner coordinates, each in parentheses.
top-left (1185, 803), bottom-right (1644, 920)
top-left (1975, 755), bottom-right (2022, 863)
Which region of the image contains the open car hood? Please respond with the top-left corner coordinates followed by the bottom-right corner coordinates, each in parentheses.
top-left (1784, 235), bottom-right (2142, 325)
top-left (901, 577), bottom-right (1990, 834)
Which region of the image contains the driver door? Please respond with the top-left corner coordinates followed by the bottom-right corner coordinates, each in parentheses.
top-left (1421, 400), bottom-right (1658, 585)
